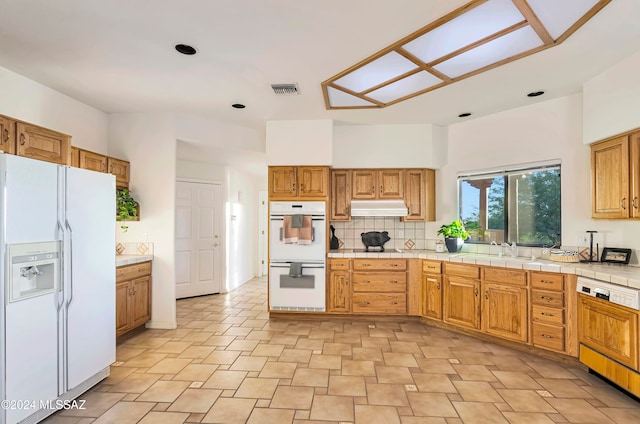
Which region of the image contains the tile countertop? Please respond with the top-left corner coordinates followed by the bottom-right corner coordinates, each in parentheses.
top-left (328, 249), bottom-right (640, 289)
top-left (116, 254), bottom-right (154, 267)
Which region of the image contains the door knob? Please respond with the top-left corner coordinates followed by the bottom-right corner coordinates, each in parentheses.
top-left (213, 243), bottom-right (219, 247)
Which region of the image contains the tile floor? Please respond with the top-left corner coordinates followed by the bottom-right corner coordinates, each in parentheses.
top-left (45, 277), bottom-right (640, 424)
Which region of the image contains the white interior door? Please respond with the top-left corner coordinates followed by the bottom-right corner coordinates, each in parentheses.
top-left (175, 181), bottom-right (223, 299)
top-left (258, 191), bottom-right (268, 276)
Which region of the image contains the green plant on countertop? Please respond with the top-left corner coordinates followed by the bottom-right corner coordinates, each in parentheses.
top-left (116, 188), bottom-right (138, 232)
top-left (437, 220), bottom-right (470, 240)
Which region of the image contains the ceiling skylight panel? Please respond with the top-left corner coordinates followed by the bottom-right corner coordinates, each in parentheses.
top-left (327, 86), bottom-right (377, 107)
top-left (527, 0), bottom-right (600, 40)
top-left (366, 71), bottom-right (444, 103)
top-left (333, 52), bottom-right (417, 93)
top-left (402, 0), bottom-right (525, 64)
top-left (433, 26), bottom-right (543, 78)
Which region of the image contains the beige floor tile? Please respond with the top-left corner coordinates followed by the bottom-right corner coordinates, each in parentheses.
top-left (270, 385), bottom-right (315, 409)
top-left (101, 366), bottom-right (137, 385)
top-left (203, 370), bottom-right (247, 389)
top-left (155, 341), bottom-right (194, 354)
top-left (413, 373), bottom-right (457, 393)
top-left (416, 358), bottom-right (457, 374)
top-left (269, 334), bottom-right (299, 345)
top-left (322, 342), bottom-right (353, 355)
top-left (226, 339), bottom-right (260, 351)
top-left (526, 361), bottom-right (576, 379)
top-left (201, 350), bottom-right (240, 365)
top-left (355, 404), bottom-right (401, 424)
top-left (309, 395), bottom-right (354, 421)
top-left (177, 346), bottom-right (216, 359)
top-left (501, 412), bottom-right (557, 423)
top-left (534, 378), bottom-right (593, 399)
top-left (234, 377), bottom-right (279, 399)
top-left (309, 354), bottom-right (342, 369)
top-left (342, 360), bottom-right (377, 376)
top-left (366, 383), bottom-right (409, 406)
top-left (545, 398), bottom-right (616, 423)
top-left (245, 329), bottom-right (274, 340)
top-left (361, 336), bottom-right (392, 349)
top-left (247, 408), bottom-right (295, 424)
top-left (147, 358), bottom-right (193, 374)
top-left (58, 392), bottom-right (126, 417)
top-left (229, 355), bottom-right (267, 371)
top-left (581, 385), bottom-right (640, 408)
top-left (352, 347), bottom-right (384, 361)
top-left (138, 411), bottom-right (190, 424)
top-left (453, 364), bottom-right (498, 382)
top-left (497, 389), bottom-right (557, 413)
top-left (110, 373), bottom-right (161, 394)
top-left (492, 371), bottom-right (543, 389)
top-left (408, 392), bottom-right (458, 417)
top-left (91, 401), bottom-right (155, 424)
top-left (328, 375), bottom-right (367, 396)
top-left (420, 346), bottom-right (455, 359)
top-left (453, 352), bottom-right (496, 366)
top-left (376, 366), bottom-right (415, 384)
top-left (600, 407), bottom-right (640, 423)
top-left (202, 335), bottom-right (236, 347)
top-left (452, 401), bottom-right (508, 423)
top-left (295, 338), bottom-right (325, 350)
top-left (173, 364), bottom-right (218, 382)
top-left (383, 352), bottom-right (419, 367)
top-left (452, 380), bottom-right (504, 402)
top-left (168, 388), bottom-right (222, 413)
top-left (122, 352), bottom-right (168, 368)
top-left (291, 368), bottom-right (329, 387)
top-left (137, 380), bottom-right (190, 402)
top-left (252, 343), bottom-right (285, 357)
top-left (259, 361), bottom-right (297, 378)
top-left (133, 337), bottom-right (173, 349)
top-left (201, 397), bottom-right (256, 424)
top-left (389, 341), bottom-right (422, 353)
top-left (400, 417), bottom-right (448, 424)
top-left (116, 347), bottom-right (146, 361)
top-left (279, 348), bottom-right (312, 363)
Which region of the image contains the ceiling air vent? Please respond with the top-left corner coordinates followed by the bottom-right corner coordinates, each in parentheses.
top-left (271, 83), bottom-right (300, 96)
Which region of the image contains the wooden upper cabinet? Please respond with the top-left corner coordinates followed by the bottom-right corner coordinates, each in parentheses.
top-left (352, 169), bottom-right (403, 199)
top-left (0, 115), bottom-right (16, 155)
top-left (108, 157), bottom-right (130, 188)
top-left (402, 169), bottom-right (435, 222)
top-left (330, 169), bottom-right (351, 221)
top-left (298, 166), bottom-right (328, 197)
top-left (631, 132), bottom-right (640, 218)
top-left (70, 146), bottom-right (80, 167)
top-left (591, 134), bottom-right (636, 219)
top-left (16, 122), bottom-right (71, 165)
top-left (269, 166), bottom-right (328, 199)
top-left (79, 149), bottom-right (107, 173)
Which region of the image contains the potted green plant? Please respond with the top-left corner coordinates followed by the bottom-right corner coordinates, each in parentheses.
top-left (437, 220), bottom-right (469, 253)
top-left (116, 188), bottom-right (138, 232)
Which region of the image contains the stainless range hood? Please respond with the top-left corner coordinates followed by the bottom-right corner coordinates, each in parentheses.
top-left (350, 200), bottom-right (408, 217)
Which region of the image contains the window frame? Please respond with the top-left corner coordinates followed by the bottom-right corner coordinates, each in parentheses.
top-left (457, 161), bottom-right (562, 247)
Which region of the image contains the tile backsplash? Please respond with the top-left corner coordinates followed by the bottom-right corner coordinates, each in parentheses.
top-left (116, 242), bottom-right (154, 255)
top-left (331, 218), bottom-right (428, 250)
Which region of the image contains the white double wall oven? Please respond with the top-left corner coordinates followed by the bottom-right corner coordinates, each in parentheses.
top-left (269, 201), bottom-right (326, 312)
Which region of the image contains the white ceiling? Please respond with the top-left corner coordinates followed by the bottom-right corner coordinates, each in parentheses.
top-left (1, 0), bottom-right (639, 170)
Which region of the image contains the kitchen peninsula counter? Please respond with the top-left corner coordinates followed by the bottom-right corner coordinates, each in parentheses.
top-left (116, 254), bottom-right (154, 267)
top-left (328, 249), bottom-right (640, 289)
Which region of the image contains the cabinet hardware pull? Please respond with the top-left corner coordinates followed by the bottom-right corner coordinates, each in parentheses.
top-left (474, 288), bottom-right (479, 296)
top-left (362, 264), bottom-right (370, 267)
top-left (485, 290), bottom-right (489, 299)
top-left (300, 184), bottom-right (304, 191)
top-left (361, 301), bottom-right (370, 305)
top-left (390, 301), bottom-right (398, 305)
top-left (364, 280), bottom-right (370, 283)
top-left (390, 280), bottom-right (398, 283)
top-left (291, 183), bottom-right (296, 192)
top-left (621, 197), bottom-right (627, 209)
top-left (541, 312), bottom-right (554, 316)
top-left (371, 186), bottom-right (375, 193)
top-left (390, 264), bottom-right (398, 267)
top-left (634, 197), bottom-right (639, 209)
top-left (3, 128), bottom-right (8, 142)
top-left (379, 185), bottom-right (382, 194)
top-left (541, 296), bottom-right (553, 301)
top-left (541, 334), bottom-right (553, 339)
top-left (437, 283), bottom-right (440, 289)
top-left (19, 134), bottom-right (26, 145)
top-left (541, 280), bottom-right (553, 284)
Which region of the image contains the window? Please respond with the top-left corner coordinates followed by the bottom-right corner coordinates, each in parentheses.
top-left (458, 163), bottom-right (561, 246)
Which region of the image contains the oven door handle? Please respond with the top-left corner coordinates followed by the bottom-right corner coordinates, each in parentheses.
top-left (270, 262), bottom-right (325, 269)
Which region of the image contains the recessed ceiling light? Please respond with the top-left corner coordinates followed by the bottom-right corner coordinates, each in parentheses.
top-left (231, 103), bottom-right (246, 109)
top-left (527, 90), bottom-right (545, 97)
top-left (458, 112), bottom-right (472, 118)
top-left (175, 44), bottom-right (197, 55)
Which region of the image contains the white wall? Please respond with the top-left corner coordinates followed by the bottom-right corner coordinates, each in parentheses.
top-left (266, 119), bottom-right (333, 165)
top-left (435, 93), bottom-right (640, 257)
top-left (583, 48), bottom-right (640, 144)
top-left (110, 113), bottom-right (177, 330)
top-left (177, 114), bottom-right (264, 151)
top-left (0, 66), bottom-right (108, 153)
top-left (333, 124), bottom-right (447, 168)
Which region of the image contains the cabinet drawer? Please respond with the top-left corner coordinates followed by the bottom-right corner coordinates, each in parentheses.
top-left (443, 263), bottom-right (480, 279)
top-left (532, 322), bottom-right (565, 352)
top-left (353, 259), bottom-right (406, 271)
top-left (329, 258), bottom-right (350, 270)
top-left (483, 268), bottom-right (527, 286)
top-left (422, 260), bottom-right (442, 274)
top-left (352, 272), bottom-right (406, 292)
top-left (116, 261), bottom-right (152, 283)
top-left (531, 272), bottom-right (564, 291)
top-left (531, 289), bottom-right (564, 307)
top-left (532, 304), bottom-right (564, 325)
top-left (352, 293), bottom-right (406, 314)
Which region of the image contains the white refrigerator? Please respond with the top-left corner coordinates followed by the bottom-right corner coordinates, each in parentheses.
top-left (0, 153), bottom-right (116, 424)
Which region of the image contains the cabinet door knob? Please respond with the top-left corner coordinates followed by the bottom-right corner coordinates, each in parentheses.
top-left (300, 184), bottom-right (304, 191)
top-left (19, 133), bottom-right (26, 145)
top-left (621, 197), bottom-right (627, 209)
top-left (379, 185), bottom-right (382, 194)
top-left (633, 197), bottom-right (639, 210)
top-left (371, 186), bottom-right (375, 194)
top-left (3, 128), bottom-right (8, 142)
top-left (291, 183), bottom-right (296, 193)
top-left (436, 283), bottom-right (440, 290)
top-left (474, 288), bottom-right (479, 296)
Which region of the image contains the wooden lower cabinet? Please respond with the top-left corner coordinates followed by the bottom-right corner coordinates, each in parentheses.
top-left (352, 293), bottom-right (406, 314)
top-left (481, 282), bottom-right (528, 342)
top-left (116, 261), bottom-right (152, 336)
top-left (328, 270), bottom-right (350, 313)
top-left (443, 276), bottom-right (480, 330)
top-left (422, 273), bottom-right (442, 319)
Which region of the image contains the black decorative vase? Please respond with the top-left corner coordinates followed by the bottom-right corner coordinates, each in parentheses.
top-left (329, 225), bottom-right (340, 250)
top-left (444, 237), bottom-right (463, 253)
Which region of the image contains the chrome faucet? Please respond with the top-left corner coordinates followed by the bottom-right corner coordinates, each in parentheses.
top-left (490, 241), bottom-right (502, 258)
top-left (502, 242), bottom-right (518, 258)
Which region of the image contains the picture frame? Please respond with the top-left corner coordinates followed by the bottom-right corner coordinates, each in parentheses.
top-left (600, 247), bottom-right (632, 264)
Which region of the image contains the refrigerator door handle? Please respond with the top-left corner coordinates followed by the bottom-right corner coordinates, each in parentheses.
top-left (65, 219), bottom-right (74, 307)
